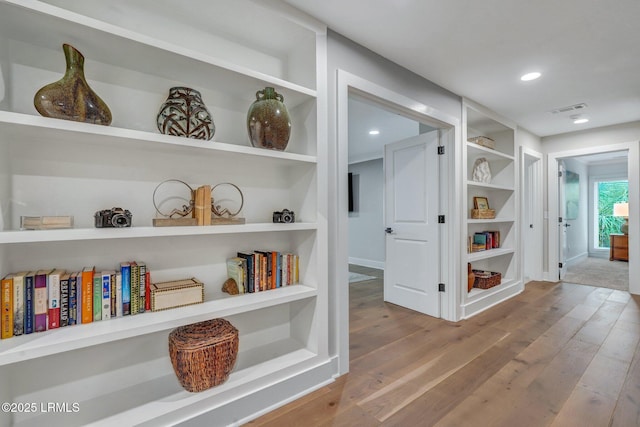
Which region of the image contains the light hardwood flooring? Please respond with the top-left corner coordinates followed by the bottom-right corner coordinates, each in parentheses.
top-left (247, 268), bottom-right (640, 426)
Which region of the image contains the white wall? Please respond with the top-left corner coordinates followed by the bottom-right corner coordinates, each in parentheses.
top-left (327, 30), bottom-right (462, 373)
top-left (348, 159), bottom-right (384, 268)
top-left (518, 127), bottom-right (543, 152)
top-left (561, 158), bottom-right (589, 264)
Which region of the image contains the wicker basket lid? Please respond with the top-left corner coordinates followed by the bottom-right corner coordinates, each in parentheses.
top-left (169, 318), bottom-right (238, 350)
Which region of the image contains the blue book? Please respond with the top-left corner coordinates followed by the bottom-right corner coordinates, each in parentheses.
top-left (276, 253), bottom-right (282, 288)
top-left (68, 272), bottom-right (78, 326)
top-left (120, 262), bottom-right (131, 315)
top-left (24, 271), bottom-right (35, 334)
top-left (237, 252), bottom-right (254, 293)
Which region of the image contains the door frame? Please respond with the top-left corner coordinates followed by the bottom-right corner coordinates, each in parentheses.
top-left (335, 70), bottom-right (461, 375)
top-left (547, 142), bottom-right (639, 291)
top-left (520, 146), bottom-right (544, 282)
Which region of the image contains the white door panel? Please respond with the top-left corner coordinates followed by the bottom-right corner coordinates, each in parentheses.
top-left (384, 131), bottom-right (440, 317)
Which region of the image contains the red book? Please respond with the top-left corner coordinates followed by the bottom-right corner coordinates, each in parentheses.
top-left (35, 269), bottom-right (52, 332)
top-left (145, 270), bottom-right (151, 311)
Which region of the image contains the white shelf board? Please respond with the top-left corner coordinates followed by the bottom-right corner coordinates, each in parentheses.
top-left (467, 181), bottom-right (514, 191)
top-left (0, 284), bottom-right (317, 366)
top-left (0, 0), bottom-right (316, 106)
top-left (467, 218), bottom-right (515, 224)
top-left (467, 247), bottom-right (515, 262)
top-left (466, 278), bottom-right (518, 300)
top-left (466, 142), bottom-right (514, 161)
top-left (0, 111), bottom-right (317, 164)
top-left (0, 222), bottom-right (317, 244)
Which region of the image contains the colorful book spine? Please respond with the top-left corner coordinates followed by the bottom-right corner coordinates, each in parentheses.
top-left (237, 252), bottom-right (254, 293)
top-left (144, 270), bottom-right (151, 312)
top-left (48, 269), bottom-right (64, 329)
top-left (34, 269), bottom-right (51, 332)
top-left (24, 272), bottom-right (35, 334)
top-left (115, 272), bottom-right (123, 317)
top-left (68, 272), bottom-right (78, 326)
top-left (130, 262), bottom-right (140, 315)
top-left (60, 273), bottom-right (70, 327)
top-left (1, 274), bottom-right (13, 339)
top-left (110, 271), bottom-right (116, 317)
top-left (81, 266), bottom-right (94, 324)
top-left (12, 272), bottom-right (26, 336)
top-left (138, 262), bottom-right (146, 314)
top-left (93, 274), bottom-right (102, 322)
top-left (101, 271), bottom-right (112, 320)
top-left (276, 253), bottom-right (282, 288)
top-left (120, 262), bottom-right (130, 315)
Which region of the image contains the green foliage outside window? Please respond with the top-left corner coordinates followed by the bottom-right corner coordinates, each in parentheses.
top-left (597, 180), bottom-right (628, 247)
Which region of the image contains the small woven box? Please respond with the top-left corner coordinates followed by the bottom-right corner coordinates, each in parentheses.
top-left (169, 318), bottom-right (239, 392)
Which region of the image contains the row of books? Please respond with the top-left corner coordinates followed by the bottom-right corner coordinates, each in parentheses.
top-left (1, 261), bottom-right (149, 339)
top-left (470, 230), bottom-right (501, 253)
top-left (227, 251), bottom-right (299, 294)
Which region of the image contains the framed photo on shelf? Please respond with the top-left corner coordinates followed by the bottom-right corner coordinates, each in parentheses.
top-left (473, 196), bottom-right (490, 210)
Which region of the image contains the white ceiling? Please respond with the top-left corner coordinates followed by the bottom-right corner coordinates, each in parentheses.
top-left (284, 0), bottom-right (640, 137)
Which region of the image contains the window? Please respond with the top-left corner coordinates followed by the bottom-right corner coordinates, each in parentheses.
top-left (594, 180), bottom-right (628, 248)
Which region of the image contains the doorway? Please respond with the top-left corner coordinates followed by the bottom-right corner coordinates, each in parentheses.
top-left (335, 70), bottom-right (460, 375)
top-left (548, 147), bottom-right (634, 291)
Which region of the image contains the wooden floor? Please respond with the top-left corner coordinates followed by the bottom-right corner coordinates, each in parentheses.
top-left (248, 267), bottom-right (640, 427)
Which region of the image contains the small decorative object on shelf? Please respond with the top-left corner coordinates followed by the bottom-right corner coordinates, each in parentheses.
top-left (169, 318), bottom-right (239, 392)
top-left (468, 136), bottom-right (495, 149)
top-left (273, 209), bottom-right (295, 223)
top-left (247, 87), bottom-right (291, 151)
top-left (471, 196), bottom-right (495, 219)
top-left (150, 277), bottom-right (204, 312)
top-left (157, 87), bottom-right (215, 140)
top-left (467, 263), bottom-right (475, 292)
top-left (471, 157), bottom-right (492, 183)
top-left (472, 270), bottom-right (502, 289)
top-left (222, 278), bottom-right (239, 295)
top-left (34, 44), bottom-right (112, 125)
top-left (94, 207), bottom-right (132, 228)
top-left (20, 215), bottom-right (74, 230)
top-left (152, 179), bottom-right (245, 226)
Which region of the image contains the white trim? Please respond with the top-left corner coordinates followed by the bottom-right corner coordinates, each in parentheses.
top-left (335, 70), bottom-right (461, 375)
top-left (566, 251), bottom-right (588, 267)
top-left (520, 146), bottom-right (544, 282)
top-left (547, 142), bottom-right (639, 295)
top-left (348, 257), bottom-right (385, 270)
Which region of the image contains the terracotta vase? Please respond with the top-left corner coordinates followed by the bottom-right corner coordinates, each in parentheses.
top-left (246, 87), bottom-right (291, 150)
top-left (157, 87), bottom-right (215, 140)
top-left (34, 44), bottom-right (112, 125)
top-left (468, 263), bottom-right (475, 292)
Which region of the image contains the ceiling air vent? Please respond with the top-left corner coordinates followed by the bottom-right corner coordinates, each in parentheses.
top-left (549, 103), bottom-right (588, 114)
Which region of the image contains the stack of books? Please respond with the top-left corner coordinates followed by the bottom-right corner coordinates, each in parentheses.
top-left (226, 251), bottom-right (300, 294)
top-left (470, 231), bottom-right (501, 253)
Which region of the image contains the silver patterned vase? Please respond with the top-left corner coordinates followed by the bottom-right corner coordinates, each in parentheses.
top-left (157, 87), bottom-right (215, 140)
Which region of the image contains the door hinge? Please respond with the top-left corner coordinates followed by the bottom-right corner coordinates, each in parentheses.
top-left (558, 170), bottom-right (563, 177)
top-left (437, 146), bottom-right (445, 155)
top-left (559, 262), bottom-right (563, 268)
top-left (438, 215), bottom-right (445, 223)
top-left (438, 283), bottom-right (445, 292)
top-left (558, 217), bottom-right (563, 223)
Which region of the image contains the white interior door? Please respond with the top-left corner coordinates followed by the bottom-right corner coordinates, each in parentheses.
top-left (383, 131), bottom-right (440, 317)
top-left (523, 151), bottom-right (543, 282)
top-left (559, 162), bottom-right (568, 280)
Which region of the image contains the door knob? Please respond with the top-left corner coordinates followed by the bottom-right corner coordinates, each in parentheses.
top-left (385, 227), bottom-right (394, 234)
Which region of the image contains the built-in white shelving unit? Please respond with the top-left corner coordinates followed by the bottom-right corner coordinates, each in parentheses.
top-left (462, 99), bottom-right (522, 318)
top-left (0, 0), bottom-right (330, 425)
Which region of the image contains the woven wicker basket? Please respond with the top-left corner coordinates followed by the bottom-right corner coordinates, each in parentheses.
top-left (169, 318), bottom-right (239, 392)
top-left (472, 270), bottom-right (502, 289)
top-left (471, 209), bottom-right (496, 219)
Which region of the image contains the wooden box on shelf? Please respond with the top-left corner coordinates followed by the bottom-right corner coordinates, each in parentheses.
top-left (472, 270), bottom-right (502, 289)
top-left (468, 136), bottom-right (495, 149)
top-left (471, 209), bottom-right (496, 219)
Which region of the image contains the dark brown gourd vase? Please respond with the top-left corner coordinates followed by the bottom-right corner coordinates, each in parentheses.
top-left (247, 87), bottom-right (291, 151)
top-left (34, 43), bottom-right (112, 126)
top-left (468, 263), bottom-right (475, 292)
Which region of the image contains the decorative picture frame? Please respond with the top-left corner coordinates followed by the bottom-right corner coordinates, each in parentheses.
top-left (473, 196), bottom-right (490, 210)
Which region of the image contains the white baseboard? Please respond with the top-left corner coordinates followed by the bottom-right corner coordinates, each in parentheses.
top-left (566, 252), bottom-right (588, 267)
top-left (348, 257), bottom-right (385, 270)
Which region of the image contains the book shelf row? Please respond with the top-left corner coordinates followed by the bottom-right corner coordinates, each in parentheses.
top-left (227, 252), bottom-right (300, 294)
top-left (468, 230), bottom-right (501, 253)
top-left (1, 261), bottom-right (151, 339)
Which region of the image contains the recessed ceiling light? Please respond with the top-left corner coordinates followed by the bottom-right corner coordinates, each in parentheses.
top-left (573, 118), bottom-right (589, 124)
top-left (369, 130), bottom-right (380, 135)
top-left (520, 72), bottom-right (541, 81)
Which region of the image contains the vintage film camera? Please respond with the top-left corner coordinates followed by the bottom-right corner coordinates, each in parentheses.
top-left (273, 209), bottom-right (295, 224)
top-left (94, 207), bottom-right (132, 228)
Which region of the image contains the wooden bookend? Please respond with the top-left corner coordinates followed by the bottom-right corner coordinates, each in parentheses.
top-left (152, 218), bottom-right (198, 227)
top-left (211, 217), bottom-right (246, 225)
top-left (202, 185), bottom-right (212, 226)
top-left (194, 186), bottom-right (205, 226)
